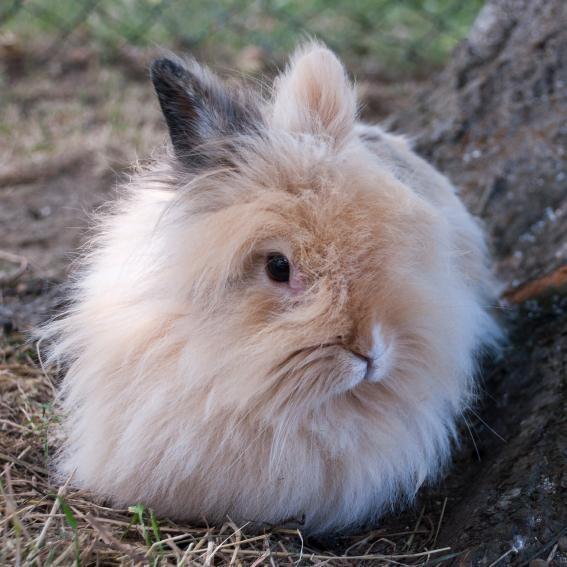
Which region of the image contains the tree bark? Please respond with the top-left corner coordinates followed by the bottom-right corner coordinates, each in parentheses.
top-left (392, 0), bottom-right (567, 564)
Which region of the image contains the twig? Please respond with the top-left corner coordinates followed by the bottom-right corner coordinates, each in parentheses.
top-left (0, 419), bottom-right (33, 433)
top-left (145, 532), bottom-right (194, 555)
top-left (502, 265), bottom-right (567, 303)
top-left (228, 523), bottom-right (242, 566)
top-left (546, 543), bottom-right (558, 563)
top-left (179, 530), bottom-right (210, 566)
top-left (51, 540), bottom-right (77, 567)
top-left (204, 539), bottom-right (215, 566)
top-left (250, 550), bottom-right (270, 567)
top-left (487, 547), bottom-right (517, 567)
top-left (0, 453), bottom-right (47, 478)
top-left (84, 513), bottom-right (146, 562)
top-left (405, 505), bottom-right (425, 550)
top-left (432, 497), bottom-right (448, 550)
top-left (34, 474), bottom-right (74, 551)
top-left (213, 546), bottom-right (452, 561)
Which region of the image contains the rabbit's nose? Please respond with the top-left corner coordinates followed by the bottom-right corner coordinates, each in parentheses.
top-left (349, 349), bottom-right (374, 380)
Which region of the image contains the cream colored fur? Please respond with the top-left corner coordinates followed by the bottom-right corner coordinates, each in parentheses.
top-left (42, 43), bottom-right (500, 533)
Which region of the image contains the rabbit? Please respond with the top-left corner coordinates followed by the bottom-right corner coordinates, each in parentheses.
top-left (42, 42), bottom-right (501, 534)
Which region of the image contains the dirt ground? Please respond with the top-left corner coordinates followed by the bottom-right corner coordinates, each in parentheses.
top-left (1, 47), bottom-right (164, 282)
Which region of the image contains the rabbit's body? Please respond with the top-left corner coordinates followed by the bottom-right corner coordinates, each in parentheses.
top-left (44, 45), bottom-right (500, 533)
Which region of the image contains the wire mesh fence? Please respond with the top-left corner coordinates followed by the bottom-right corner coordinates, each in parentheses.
top-left (1, 0), bottom-right (484, 77)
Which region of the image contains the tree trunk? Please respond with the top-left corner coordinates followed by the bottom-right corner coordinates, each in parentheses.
top-left (392, 0), bottom-right (567, 564)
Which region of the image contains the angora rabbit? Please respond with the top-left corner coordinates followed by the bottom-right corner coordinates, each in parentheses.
top-left (44, 43), bottom-right (500, 533)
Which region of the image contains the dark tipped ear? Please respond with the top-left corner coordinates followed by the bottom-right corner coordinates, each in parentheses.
top-left (150, 56), bottom-right (259, 165)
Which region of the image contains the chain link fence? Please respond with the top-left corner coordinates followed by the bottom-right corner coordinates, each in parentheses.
top-left (1, 0), bottom-right (484, 78)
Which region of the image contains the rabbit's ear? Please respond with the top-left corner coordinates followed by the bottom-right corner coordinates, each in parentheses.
top-left (151, 56), bottom-right (259, 165)
top-left (271, 43), bottom-right (357, 146)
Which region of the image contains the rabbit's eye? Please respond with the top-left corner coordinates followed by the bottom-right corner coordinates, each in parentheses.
top-left (266, 254), bottom-right (290, 283)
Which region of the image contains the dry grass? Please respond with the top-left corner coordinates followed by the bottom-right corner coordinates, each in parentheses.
top-left (0, 332), bottom-right (458, 566)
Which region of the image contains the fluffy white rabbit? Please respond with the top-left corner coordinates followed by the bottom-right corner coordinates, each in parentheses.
top-left (42, 43), bottom-right (500, 533)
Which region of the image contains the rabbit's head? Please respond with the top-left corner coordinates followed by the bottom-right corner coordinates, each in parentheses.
top-left (141, 45), bottom-right (493, 418)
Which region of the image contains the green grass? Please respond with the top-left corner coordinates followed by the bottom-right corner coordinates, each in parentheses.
top-left (2, 0), bottom-right (484, 76)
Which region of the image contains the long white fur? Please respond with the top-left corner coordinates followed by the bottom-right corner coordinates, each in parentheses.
top-left (42, 43), bottom-right (501, 533)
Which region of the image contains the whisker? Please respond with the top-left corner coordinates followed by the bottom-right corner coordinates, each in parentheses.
top-left (467, 408), bottom-right (507, 443)
top-left (462, 412), bottom-right (481, 462)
